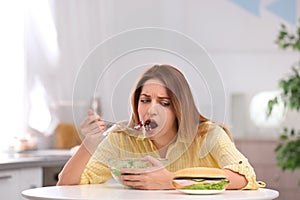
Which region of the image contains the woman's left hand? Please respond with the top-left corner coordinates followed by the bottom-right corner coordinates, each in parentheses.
top-left (119, 156), bottom-right (175, 190)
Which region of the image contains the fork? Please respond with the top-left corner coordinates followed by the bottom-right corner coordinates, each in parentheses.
top-left (91, 109), bottom-right (146, 139)
top-left (101, 120), bottom-right (134, 132)
top-left (101, 119), bottom-right (146, 139)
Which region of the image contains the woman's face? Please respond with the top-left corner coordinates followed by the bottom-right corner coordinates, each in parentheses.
top-left (137, 79), bottom-right (177, 141)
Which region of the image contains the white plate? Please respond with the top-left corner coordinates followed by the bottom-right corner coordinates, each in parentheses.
top-left (176, 189), bottom-right (225, 195)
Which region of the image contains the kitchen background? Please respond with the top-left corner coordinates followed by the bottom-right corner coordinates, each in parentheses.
top-left (0, 0), bottom-right (300, 199)
top-left (22, 0), bottom-right (300, 143)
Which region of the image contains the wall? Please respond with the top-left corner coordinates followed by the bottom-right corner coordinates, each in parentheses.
top-left (26, 0), bottom-right (300, 138)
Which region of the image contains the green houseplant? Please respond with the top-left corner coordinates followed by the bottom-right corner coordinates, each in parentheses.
top-left (267, 22), bottom-right (300, 184)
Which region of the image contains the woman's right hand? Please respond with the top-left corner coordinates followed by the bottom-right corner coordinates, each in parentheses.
top-left (57, 109), bottom-right (105, 186)
top-left (80, 109), bottom-right (106, 154)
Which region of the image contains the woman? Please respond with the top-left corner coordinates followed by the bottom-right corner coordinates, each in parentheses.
top-left (57, 64), bottom-right (265, 190)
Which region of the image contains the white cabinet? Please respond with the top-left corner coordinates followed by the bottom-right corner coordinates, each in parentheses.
top-left (0, 169), bottom-right (18, 200)
top-left (0, 167), bottom-right (42, 200)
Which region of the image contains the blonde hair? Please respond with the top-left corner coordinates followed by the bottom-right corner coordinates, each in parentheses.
top-left (129, 64), bottom-right (232, 141)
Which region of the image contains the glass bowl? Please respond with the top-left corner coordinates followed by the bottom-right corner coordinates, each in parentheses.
top-left (108, 158), bottom-right (168, 185)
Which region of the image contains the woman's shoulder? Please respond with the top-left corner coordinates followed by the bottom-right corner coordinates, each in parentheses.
top-left (198, 121), bottom-right (226, 135)
top-left (197, 121), bottom-right (233, 142)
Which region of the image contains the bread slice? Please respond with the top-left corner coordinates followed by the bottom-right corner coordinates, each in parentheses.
top-left (174, 167), bottom-right (227, 179)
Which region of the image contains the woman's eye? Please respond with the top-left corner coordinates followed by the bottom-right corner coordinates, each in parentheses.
top-left (140, 99), bottom-right (150, 103)
top-left (161, 101), bottom-right (170, 106)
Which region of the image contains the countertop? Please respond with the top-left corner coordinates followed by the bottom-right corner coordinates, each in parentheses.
top-left (0, 149), bottom-right (71, 170)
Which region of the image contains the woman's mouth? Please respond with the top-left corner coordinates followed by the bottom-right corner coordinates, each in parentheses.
top-left (134, 119), bottom-right (158, 131)
top-left (144, 119), bottom-right (158, 131)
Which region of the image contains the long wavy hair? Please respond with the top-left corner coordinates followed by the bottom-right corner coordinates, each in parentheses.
top-left (129, 64), bottom-right (232, 142)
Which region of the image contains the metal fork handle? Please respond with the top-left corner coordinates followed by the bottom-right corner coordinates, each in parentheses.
top-left (101, 120), bottom-right (134, 131)
top-left (101, 120), bottom-right (117, 130)
top-left (101, 120), bottom-right (146, 139)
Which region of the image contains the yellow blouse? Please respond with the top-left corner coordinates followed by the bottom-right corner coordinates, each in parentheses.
top-left (80, 123), bottom-right (265, 190)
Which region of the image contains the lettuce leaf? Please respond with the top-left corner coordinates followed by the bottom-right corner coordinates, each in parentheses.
top-left (184, 179), bottom-right (229, 190)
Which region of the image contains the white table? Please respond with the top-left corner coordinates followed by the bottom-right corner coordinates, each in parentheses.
top-left (22, 183), bottom-right (279, 200)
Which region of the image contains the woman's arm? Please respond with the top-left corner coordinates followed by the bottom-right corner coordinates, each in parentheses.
top-left (223, 168), bottom-right (247, 189)
top-left (57, 144), bottom-right (93, 185)
top-left (207, 125), bottom-right (262, 190)
top-left (57, 110), bottom-right (105, 185)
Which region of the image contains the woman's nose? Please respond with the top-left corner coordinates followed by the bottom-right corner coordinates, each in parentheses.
top-left (148, 103), bottom-right (158, 117)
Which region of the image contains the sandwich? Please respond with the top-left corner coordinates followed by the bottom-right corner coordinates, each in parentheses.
top-left (172, 167), bottom-right (230, 190)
